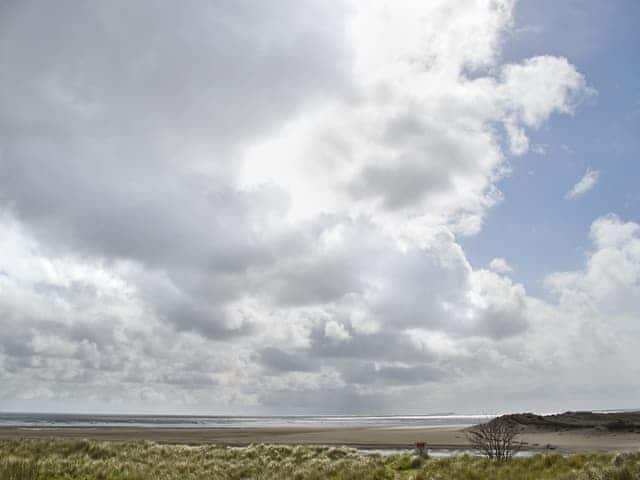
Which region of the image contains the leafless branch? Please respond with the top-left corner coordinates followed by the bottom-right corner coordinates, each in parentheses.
top-left (466, 420), bottom-right (522, 461)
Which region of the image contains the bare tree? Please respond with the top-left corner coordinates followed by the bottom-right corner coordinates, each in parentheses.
top-left (466, 420), bottom-right (522, 460)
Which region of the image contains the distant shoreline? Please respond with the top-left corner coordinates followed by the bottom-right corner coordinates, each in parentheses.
top-left (1, 411), bottom-right (639, 453)
top-left (0, 412), bottom-right (492, 429)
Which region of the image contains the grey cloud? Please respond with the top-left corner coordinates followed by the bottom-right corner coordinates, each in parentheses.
top-left (0, 333), bottom-right (35, 359)
top-left (0, 143), bottom-right (302, 338)
top-left (310, 327), bottom-right (433, 363)
top-left (342, 362), bottom-right (445, 386)
top-left (0, 145), bottom-right (290, 271)
top-left (0, 0), bottom-right (354, 341)
top-left (267, 255), bottom-right (365, 307)
top-left (256, 347), bottom-right (318, 373)
top-left (163, 301), bottom-right (253, 340)
top-left (347, 116), bottom-right (495, 211)
top-left (46, 322), bottom-right (117, 350)
top-left (351, 161), bottom-right (452, 210)
top-left (157, 372), bottom-right (218, 388)
top-left (259, 386), bottom-right (389, 415)
top-left (251, 214), bottom-right (384, 307)
top-left (473, 305), bottom-right (528, 339)
top-left (131, 267), bottom-right (258, 339)
top-left (0, 0), bottom-right (352, 141)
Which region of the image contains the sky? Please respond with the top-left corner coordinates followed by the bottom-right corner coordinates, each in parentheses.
top-left (0, 0), bottom-right (638, 415)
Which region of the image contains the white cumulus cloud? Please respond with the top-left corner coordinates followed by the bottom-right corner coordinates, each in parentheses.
top-left (489, 257), bottom-right (513, 274)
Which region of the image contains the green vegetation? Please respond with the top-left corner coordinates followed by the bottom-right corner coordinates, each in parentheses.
top-left (495, 411), bottom-right (640, 433)
top-left (0, 439), bottom-right (639, 479)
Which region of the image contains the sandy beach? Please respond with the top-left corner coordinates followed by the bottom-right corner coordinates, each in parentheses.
top-left (1, 424), bottom-right (639, 454)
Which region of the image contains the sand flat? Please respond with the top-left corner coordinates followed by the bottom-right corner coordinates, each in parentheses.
top-left (1, 425), bottom-right (639, 453)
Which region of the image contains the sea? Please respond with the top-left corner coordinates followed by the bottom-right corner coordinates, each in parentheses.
top-left (1, 412), bottom-right (549, 457)
top-left (0, 412), bottom-right (493, 429)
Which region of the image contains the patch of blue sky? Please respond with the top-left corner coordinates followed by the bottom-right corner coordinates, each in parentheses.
top-left (461, 0), bottom-right (639, 297)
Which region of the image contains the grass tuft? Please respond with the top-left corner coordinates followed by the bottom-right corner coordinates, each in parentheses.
top-left (0, 439), bottom-right (639, 479)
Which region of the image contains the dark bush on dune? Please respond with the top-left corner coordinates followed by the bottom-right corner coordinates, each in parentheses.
top-left (605, 420), bottom-right (637, 432)
top-left (493, 411), bottom-right (640, 432)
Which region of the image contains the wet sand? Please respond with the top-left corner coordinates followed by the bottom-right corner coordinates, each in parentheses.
top-left (1, 425), bottom-right (639, 453)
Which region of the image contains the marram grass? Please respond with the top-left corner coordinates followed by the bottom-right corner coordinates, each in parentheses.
top-left (0, 439), bottom-right (639, 480)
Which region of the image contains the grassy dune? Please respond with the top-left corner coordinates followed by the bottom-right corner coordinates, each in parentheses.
top-left (495, 411), bottom-right (640, 433)
top-left (1, 439), bottom-right (640, 480)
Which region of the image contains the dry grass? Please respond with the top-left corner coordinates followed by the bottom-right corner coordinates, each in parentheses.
top-left (0, 439), bottom-right (639, 479)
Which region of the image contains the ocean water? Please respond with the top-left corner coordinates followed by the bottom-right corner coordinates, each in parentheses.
top-left (0, 412), bottom-right (493, 429)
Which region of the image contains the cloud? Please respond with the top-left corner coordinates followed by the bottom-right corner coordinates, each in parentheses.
top-left (342, 363), bottom-right (444, 386)
top-left (324, 321), bottom-right (351, 342)
top-left (2, 0), bottom-right (631, 415)
top-left (565, 168), bottom-right (600, 199)
top-left (489, 258), bottom-right (513, 274)
top-left (256, 348), bottom-right (318, 374)
top-left (545, 214), bottom-right (640, 317)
